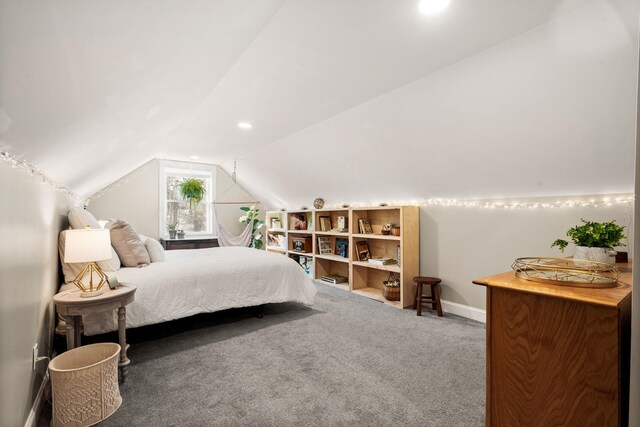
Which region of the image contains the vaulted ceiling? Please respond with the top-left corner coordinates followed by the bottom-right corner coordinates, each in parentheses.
top-left (1, 0), bottom-right (637, 207)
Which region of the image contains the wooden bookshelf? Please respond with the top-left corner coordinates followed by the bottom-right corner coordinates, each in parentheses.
top-left (265, 206), bottom-right (419, 308)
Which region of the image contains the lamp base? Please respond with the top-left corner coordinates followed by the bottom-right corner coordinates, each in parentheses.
top-left (80, 289), bottom-right (104, 298)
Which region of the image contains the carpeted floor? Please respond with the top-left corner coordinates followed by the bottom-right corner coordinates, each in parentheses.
top-left (44, 282), bottom-right (486, 426)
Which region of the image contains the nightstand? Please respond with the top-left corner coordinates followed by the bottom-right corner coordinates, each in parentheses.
top-left (53, 285), bottom-right (136, 372)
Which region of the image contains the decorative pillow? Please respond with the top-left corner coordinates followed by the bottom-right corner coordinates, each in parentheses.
top-left (68, 207), bottom-right (101, 229)
top-left (139, 234), bottom-right (166, 263)
top-left (67, 208), bottom-right (121, 271)
top-left (107, 219), bottom-right (150, 267)
top-left (58, 230), bottom-right (120, 283)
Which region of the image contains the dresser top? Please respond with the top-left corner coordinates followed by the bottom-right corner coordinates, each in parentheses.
top-left (473, 263), bottom-right (632, 308)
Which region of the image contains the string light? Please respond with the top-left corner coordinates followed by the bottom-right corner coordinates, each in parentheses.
top-left (319, 195), bottom-right (634, 211)
top-left (1, 151), bottom-right (81, 201)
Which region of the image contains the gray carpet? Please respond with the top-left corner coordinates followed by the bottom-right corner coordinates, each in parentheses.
top-left (96, 282), bottom-right (485, 426)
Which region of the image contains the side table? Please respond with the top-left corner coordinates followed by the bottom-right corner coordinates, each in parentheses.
top-left (53, 285), bottom-right (136, 377)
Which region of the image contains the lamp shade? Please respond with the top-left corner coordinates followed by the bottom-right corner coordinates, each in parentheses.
top-left (64, 229), bottom-right (112, 263)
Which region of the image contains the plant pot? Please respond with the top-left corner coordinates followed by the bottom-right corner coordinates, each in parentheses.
top-left (169, 230), bottom-right (177, 239)
top-left (574, 246), bottom-right (616, 265)
top-left (177, 231), bottom-right (185, 239)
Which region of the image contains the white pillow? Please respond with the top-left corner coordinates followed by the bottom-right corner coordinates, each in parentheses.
top-left (58, 230), bottom-right (120, 283)
top-left (139, 235), bottom-right (166, 262)
top-left (68, 207), bottom-right (101, 229)
top-left (107, 219), bottom-right (150, 267)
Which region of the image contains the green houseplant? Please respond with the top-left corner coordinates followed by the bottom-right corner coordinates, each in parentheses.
top-left (239, 206), bottom-right (265, 249)
top-left (167, 223), bottom-right (178, 239)
top-left (178, 178), bottom-right (206, 210)
top-left (551, 219), bottom-right (625, 264)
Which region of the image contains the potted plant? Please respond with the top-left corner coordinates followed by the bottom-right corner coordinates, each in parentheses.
top-left (239, 206), bottom-right (265, 249)
top-left (178, 178), bottom-right (206, 210)
top-left (167, 223), bottom-right (178, 239)
top-left (551, 219), bottom-right (625, 264)
top-left (176, 229), bottom-right (185, 239)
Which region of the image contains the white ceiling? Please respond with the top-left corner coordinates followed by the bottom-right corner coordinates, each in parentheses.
top-left (0, 0), bottom-right (638, 206)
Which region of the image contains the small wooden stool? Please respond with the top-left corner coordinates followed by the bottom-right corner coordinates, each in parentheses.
top-left (413, 276), bottom-right (443, 317)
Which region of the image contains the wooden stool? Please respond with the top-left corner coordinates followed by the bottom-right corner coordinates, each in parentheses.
top-left (413, 276), bottom-right (443, 317)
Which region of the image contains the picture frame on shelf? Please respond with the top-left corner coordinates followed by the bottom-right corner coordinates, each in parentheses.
top-left (318, 236), bottom-right (333, 255)
top-left (271, 218), bottom-right (281, 229)
top-left (335, 238), bottom-right (348, 258)
top-left (337, 216), bottom-right (346, 230)
top-left (293, 213), bottom-right (307, 230)
top-left (358, 218), bottom-right (373, 234)
top-left (319, 216), bottom-right (332, 232)
top-left (356, 240), bottom-right (371, 261)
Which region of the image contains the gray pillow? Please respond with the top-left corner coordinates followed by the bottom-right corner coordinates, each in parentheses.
top-left (106, 220), bottom-right (150, 268)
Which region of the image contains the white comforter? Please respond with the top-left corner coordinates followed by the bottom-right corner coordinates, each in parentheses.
top-left (60, 247), bottom-right (317, 335)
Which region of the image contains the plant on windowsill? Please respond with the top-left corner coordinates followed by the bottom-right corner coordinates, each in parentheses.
top-left (167, 223), bottom-right (178, 239)
top-left (551, 219), bottom-right (625, 264)
top-left (239, 206), bottom-right (265, 249)
top-left (176, 229), bottom-right (185, 239)
top-left (178, 178), bottom-right (206, 211)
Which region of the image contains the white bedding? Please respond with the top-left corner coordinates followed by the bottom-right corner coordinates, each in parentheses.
top-left (59, 247), bottom-right (317, 335)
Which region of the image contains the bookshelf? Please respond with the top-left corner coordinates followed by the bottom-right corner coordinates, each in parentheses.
top-left (265, 206), bottom-right (419, 308)
top-left (265, 211), bottom-right (287, 254)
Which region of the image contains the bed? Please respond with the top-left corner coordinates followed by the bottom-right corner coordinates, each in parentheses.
top-left (58, 227), bottom-right (316, 335)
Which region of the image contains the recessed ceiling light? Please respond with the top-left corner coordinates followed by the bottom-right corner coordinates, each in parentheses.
top-left (237, 122), bottom-right (253, 129)
top-left (418, 0), bottom-right (450, 15)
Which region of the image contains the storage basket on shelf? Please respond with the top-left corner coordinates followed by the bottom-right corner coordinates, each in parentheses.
top-left (382, 272), bottom-right (400, 301)
top-left (49, 343), bottom-right (122, 427)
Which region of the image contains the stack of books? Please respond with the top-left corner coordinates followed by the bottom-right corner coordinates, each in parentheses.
top-left (368, 257), bottom-right (396, 266)
top-left (320, 275), bottom-right (348, 284)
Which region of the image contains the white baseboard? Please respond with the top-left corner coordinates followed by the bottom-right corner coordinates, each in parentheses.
top-left (24, 371), bottom-right (49, 427)
top-left (441, 299), bottom-right (486, 323)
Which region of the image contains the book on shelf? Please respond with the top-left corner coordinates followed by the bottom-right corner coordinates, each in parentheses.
top-left (335, 238), bottom-right (348, 258)
top-left (368, 257), bottom-right (396, 266)
top-left (320, 275), bottom-right (348, 284)
top-left (317, 236), bottom-right (333, 255)
top-left (356, 240), bottom-right (370, 261)
top-left (358, 218), bottom-right (373, 234)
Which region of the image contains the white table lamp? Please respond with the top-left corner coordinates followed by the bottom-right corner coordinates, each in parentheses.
top-left (64, 229), bottom-right (112, 297)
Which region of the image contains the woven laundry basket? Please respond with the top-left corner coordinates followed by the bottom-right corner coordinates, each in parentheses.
top-left (49, 343), bottom-right (122, 427)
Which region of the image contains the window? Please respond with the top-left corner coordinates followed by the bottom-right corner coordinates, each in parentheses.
top-left (159, 160), bottom-right (216, 237)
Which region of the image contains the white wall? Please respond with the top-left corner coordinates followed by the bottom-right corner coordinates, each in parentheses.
top-left (422, 198), bottom-right (633, 310)
top-left (88, 159), bottom-right (260, 239)
top-left (0, 162), bottom-right (74, 427)
top-left (88, 160), bottom-right (160, 238)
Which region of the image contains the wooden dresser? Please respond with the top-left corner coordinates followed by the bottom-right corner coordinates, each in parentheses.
top-left (473, 264), bottom-right (631, 426)
top-left (160, 237), bottom-right (219, 250)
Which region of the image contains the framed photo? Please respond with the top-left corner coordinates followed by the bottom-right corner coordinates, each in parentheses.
top-left (319, 216), bottom-right (332, 232)
top-left (318, 236), bottom-right (333, 255)
top-left (337, 216), bottom-right (346, 229)
top-left (335, 238), bottom-right (349, 258)
top-left (358, 218), bottom-right (373, 234)
top-left (293, 213), bottom-right (307, 230)
top-left (356, 240), bottom-right (370, 261)
top-left (271, 218), bottom-right (281, 229)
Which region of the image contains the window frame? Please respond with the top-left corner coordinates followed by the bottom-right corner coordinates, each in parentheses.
top-left (159, 160), bottom-right (217, 238)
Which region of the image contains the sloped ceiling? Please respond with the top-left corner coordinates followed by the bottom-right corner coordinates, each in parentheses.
top-left (0, 0), bottom-right (638, 206)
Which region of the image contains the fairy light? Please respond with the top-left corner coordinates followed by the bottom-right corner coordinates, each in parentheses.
top-left (1, 151), bottom-right (81, 201)
top-left (317, 194), bottom-right (634, 211)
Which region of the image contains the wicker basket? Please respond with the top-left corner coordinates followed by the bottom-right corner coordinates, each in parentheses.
top-left (49, 343), bottom-right (122, 427)
top-left (383, 284), bottom-right (400, 301)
